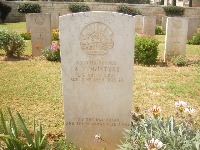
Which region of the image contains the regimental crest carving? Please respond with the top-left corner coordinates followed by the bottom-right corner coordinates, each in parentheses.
top-left (35, 16), bottom-right (44, 25)
top-left (172, 19), bottom-right (183, 29)
top-left (80, 22), bottom-right (114, 55)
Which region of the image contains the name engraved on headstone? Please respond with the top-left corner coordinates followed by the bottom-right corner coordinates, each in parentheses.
top-left (69, 60), bottom-right (124, 83)
top-left (80, 22), bottom-right (114, 55)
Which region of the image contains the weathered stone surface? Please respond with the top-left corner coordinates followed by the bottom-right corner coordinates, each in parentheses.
top-left (187, 17), bottom-right (199, 39)
top-left (51, 12), bottom-right (59, 30)
top-left (60, 11), bottom-right (135, 150)
top-left (142, 16), bottom-right (156, 36)
top-left (135, 15), bottom-right (143, 33)
top-left (30, 13), bottom-right (52, 57)
top-left (25, 14), bottom-right (31, 32)
top-left (164, 17), bottom-right (188, 61)
top-left (162, 16), bottom-right (167, 31)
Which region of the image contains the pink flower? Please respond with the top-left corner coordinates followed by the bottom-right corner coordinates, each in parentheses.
top-left (148, 105), bottom-right (162, 117)
top-left (140, 34), bottom-right (145, 37)
top-left (51, 44), bottom-right (58, 51)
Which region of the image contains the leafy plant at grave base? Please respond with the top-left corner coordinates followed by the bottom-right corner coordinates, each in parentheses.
top-left (163, 6), bottom-right (185, 16)
top-left (17, 3), bottom-right (41, 14)
top-left (172, 55), bottom-right (188, 67)
top-left (0, 28), bottom-right (25, 58)
top-left (187, 32), bottom-right (200, 45)
top-left (45, 138), bottom-right (76, 150)
top-left (119, 102), bottom-right (200, 150)
top-left (68, 4), bottom-right (90, 13)
top-left (43, 42), bottom-right (60, 62)
top-left (155, 26), bottom-right (165, 35)
top-left (116, 4), bottom-right (141, 16)
top-left (52, 29), bottom-right (59, 41)
top-left (134, 34), bottom-right (159, 66)
top-left (20, 32), bottom-right (31, 40)
top-left (0, 108), bottom-right (47, 150)
top-left (0, 2), bottom-right (12, 23)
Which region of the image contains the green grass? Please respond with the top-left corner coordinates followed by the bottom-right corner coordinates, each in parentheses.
top-left (0, 22), bottom-right (27, 33)
top-left (0, 23), bottom-right (200, 141)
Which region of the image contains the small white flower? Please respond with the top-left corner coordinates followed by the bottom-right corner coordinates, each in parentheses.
top-left (146, 138), bottom-right (164, 150)
top-left (94, 134), bottom-right (101, 141)
top-left (175, 101), bottom-right (187, 107)
top-left (184, 107), bottom-right (196, 115)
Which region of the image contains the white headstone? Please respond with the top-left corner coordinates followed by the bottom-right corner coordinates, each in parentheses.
top-left (164, 17), bottom-right (188, 61)
top-left (187, 17), bottom-right (199, 39)
top-left (162, 16), bottom-right (167, 31)
top-left (142, 16), bottom-right (156, 36)
top-left (51, 13), bottom-right (59, 30)
top-left (25, 14), bottom-right (31, 32)
top-left (30, 13), bottom-right (52, 56)
top-left (60, 11), bottom-right (135, 149)
top-left (135, 15), bottom-right (143, 33)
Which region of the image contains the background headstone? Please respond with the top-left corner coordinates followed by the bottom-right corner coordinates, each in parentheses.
top-left (187, 17), bottom-right (199, 39)
top-left (135, 15), bottom-right (143, 33)
top-left (162, 16), bottom-right (167, 31)
top-left (25, 14), bottom-right (31, 32)
top-left (51, 12), bottom-right (59, 30)
top-left (142, 16), bottom-right (156, 36)
top-left (164, 17), bottom-right (188, 61)
top-left (30, 13), bottom-right (52, 57)
top-left (60, 11), bottom-right (135, 150)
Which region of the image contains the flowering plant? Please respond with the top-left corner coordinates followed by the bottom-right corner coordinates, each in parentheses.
top-left (42, 42), bottom-right (60, 62)
top-left (119, 101), bottom-right (200, 150)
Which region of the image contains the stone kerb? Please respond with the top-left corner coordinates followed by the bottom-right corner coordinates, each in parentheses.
top-left (142, 16), bottom-right (156, 36)
top-left (60, 11), bottom-right (135, 149)
top-left (30, 13), bottom-right (52, 57)
top-left (164, 17), bottom-right (188, 61)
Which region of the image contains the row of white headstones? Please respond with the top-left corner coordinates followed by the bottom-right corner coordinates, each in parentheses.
top-left (27, 13), bottom-right (199, 62)
top-left (27, 12), bottom-right (198, 149)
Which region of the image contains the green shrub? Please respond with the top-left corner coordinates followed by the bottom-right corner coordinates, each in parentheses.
top-left (155, 26), bottom-right (165, 35)
top-left (18, 3), bottom-right (41, 14)
top-left (172, 55), bottom-right (188, 67)
top-left (20, 32), bottom-right (31, 40)
top-left (116, 5), bottom-right (141, 16)
top-left (52, 29), bottom-right (59, 41)
top-left (119, 103), bottom-right (200, 150)
top-left (0, 108), bottom-right (47, 150)
top-left (163, 6), bottom-right (185, 16)
top-left (0, 28), bottom-right (25, 58)
top-left (0, 2), bottom-right (12, 23)
top-left (188, 32), bottom-right (200, 45)
top-left (68, 4), bottom-right (90, 13)
top-left (43, 42), bottom-right (60, 62)
top-left (134, 34), bottom-right (159, 66)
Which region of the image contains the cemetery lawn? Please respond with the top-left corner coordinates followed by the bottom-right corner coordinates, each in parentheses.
top-left (0, 23), bottom-right (200, 140)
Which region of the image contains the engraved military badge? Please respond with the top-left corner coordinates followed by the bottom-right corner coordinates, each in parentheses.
top-left (80, 22), bottom-right (114, 55)
top-left (35, 16), bottom-right (44, 25)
